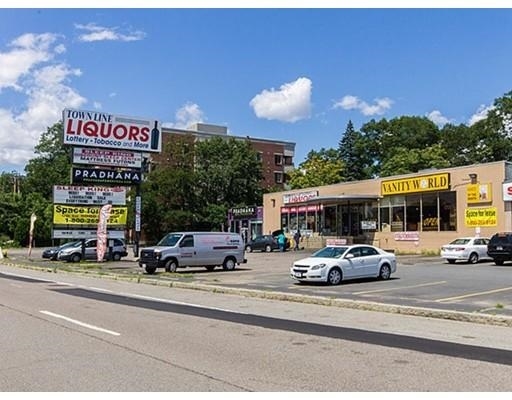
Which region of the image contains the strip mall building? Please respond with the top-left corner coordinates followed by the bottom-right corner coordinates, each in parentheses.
top-left (263, 160), bottom-right (512, 253)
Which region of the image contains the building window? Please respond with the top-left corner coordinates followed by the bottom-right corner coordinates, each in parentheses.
top-left (256, 152), bottom-right (263, 162)
top-left (274, 172), bottom-right (283, 184)
top-left (274, 153), bottom-right (283, 165)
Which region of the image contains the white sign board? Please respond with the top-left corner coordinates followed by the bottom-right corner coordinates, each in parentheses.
top-left (283, 190), bottom-right (319, 204)
top-left (53, 185), bottom-right (126, 205)
top-left (73, 147), bottom-right (143, 168)
top-left (63, 108), bottom-right (161, 153)
top-left (52, 229), bottom-right (125, 239)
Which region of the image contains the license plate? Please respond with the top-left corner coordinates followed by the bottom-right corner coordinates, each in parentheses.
top-left (497, 246), bottom-right (503, 250)
top-left (141, 263), bottom-right (146, 268)
top-left (294, 272), bottom-right (303, 278)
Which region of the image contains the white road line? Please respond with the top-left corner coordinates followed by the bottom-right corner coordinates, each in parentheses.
top-left (436, 286), bottom-right (512, 303)
top-left (40, 310), bottom-right (121, 336)
top-left (353, 281), bottom-right (447, 295)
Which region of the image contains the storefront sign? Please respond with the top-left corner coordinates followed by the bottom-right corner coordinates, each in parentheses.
top-left (53, 205), bottom-right (127, 225)
top-left (467, 183), bottom-right (492, 203)
top-left (63, 108), bottom-right (161, 153)
top-left (231, 206), bottom-right (257, 219)
top-left (283, 190), bottom-right (318, 204)
top-left (394, 232), bottom-right (420, 241)
top-left (381, 173), bottom-right (450, 195)
top-left (53, 185), bottom-right (126, 205)
top-left (52, 229), bottom-right (125, 239)
top-left (73, 147), bottom-right (143, 168)
top-left (503, 182), bottom-right (512, 201)
top-left (465, 207), bottom-right (497, 227)
top-left (281, 205), bottom-right (321, 213)
top-left (71, 167), bottom-right (141, 185)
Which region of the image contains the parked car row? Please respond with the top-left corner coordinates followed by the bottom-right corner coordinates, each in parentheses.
top-left (440, 232), bottom-right (512, 266)
top-left (42, 238), bottom-right (128, 262)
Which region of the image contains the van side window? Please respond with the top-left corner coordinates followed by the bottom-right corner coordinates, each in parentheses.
top-left (181, 235), bottom-right (194, 248)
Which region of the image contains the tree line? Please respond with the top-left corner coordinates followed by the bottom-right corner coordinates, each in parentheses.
top-left (289, 91), bottom-right (512, 188)
top-left (1, 90), bottom-right (511, 246)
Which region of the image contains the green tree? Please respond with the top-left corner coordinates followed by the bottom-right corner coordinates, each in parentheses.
top-left (380, 144), bottom-right (451, 177)
top-left (195, 136), bottom-right (263, 229)
top-left (141, 134), bottom-right (198, 242)
top-left (338, 120), bottom-right (371, 181)
top-left (23, 121), bottom-right (71, 199)
top-left (288, 148), bottom-right (344, 189)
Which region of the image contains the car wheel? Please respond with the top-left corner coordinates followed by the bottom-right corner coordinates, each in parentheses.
top-left (495, 259), bottom-right (505, 266)
top-left (205, 266), bottom-right (215, 271)
top-left (246, 245), bottom-right (252, 253)
top-left (145, 266), bottom-right (156, 274)
top-left (265, 244), bottom-right (272, 252)
top-left (222, 257), bottom-right (236, 271)
top-left (447, 259), bottom-right (456, 264)
top-left (112, 252), bottom-right (121, 261)
top-left (468, 252), bottom-right (479, 264)
top-left (164, 259), bottom-right (178, 273)
top-left (326, 267), bottom-right (342, 285)
top-left (379, 264), bottom-right (391, 280)
top-left (71, 253), bottom-right (81, 263)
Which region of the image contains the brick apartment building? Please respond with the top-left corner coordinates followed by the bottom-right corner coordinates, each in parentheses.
top-left (150, 123), bottom-right (296, 190)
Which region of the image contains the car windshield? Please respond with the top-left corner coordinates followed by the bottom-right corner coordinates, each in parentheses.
top-left (60, 240), bottom-right (81, 249)
top-left (450, 238), bottom-right (471, 245)
top-left (312, 246), bottom-right (348, 258)
top-left (157, 233), bottom-right (182, 247)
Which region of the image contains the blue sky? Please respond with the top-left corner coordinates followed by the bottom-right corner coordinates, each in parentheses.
top-left (1, 6), bottom-right (512, 173)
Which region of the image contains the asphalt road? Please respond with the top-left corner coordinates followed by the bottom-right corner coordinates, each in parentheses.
top-left (1, 266), bottom-right (511, 391)
top-left (3, 246), bottom-right (512, 320)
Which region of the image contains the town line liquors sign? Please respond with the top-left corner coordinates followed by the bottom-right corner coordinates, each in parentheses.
top-left (63, 108), bottom-right (162, 153)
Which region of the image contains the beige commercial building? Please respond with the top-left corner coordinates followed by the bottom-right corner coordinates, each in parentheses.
top-left (263, 160), bottom-right (512, 253)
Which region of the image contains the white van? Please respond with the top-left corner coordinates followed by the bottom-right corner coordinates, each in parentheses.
top-left (138, 232), bottom-right (247, 274)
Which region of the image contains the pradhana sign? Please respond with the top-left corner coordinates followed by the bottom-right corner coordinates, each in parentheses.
top-left (71, 167), bottom-right (141, 185)
top-left (63, 108), bottom-right (161, 153)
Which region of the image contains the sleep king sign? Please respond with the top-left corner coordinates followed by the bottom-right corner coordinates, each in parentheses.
top-left (63, 108), bottom-right (162, 153)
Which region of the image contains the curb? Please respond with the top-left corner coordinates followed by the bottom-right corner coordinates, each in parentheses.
top-left (2, 260), bottom-right (512, 328)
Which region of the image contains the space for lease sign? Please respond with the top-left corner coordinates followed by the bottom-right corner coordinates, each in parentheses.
top-left (63, 108), bottom-right (161, 153)
top-left (53, 205), bottom-right (128, 225)
top-left (53, 186), bottom-right (126, 205)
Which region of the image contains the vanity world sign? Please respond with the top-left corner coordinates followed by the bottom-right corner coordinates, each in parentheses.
top-left (381, 173), bottom-right (450, 196)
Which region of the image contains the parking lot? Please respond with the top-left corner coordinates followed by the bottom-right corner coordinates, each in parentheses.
top-left (2, 247), bottom-right (512, 317)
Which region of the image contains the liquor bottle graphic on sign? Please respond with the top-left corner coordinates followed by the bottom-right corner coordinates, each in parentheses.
top-left (150, 121), bottom-right (160, 150)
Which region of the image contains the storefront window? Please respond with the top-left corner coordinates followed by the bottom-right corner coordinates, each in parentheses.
top-left (380, 198), bottom-right (391, 231)
top-left (439, 191), bottom-right (456, 231)
top-left (422, 194), bottom-right (438, 231)
top-left (281, 213), bottom-right (288, 233)
top-left (391, 196), bottom-right (405, 232)
top-left (406, 195), bottom-right (420, 231)
top-left (323, 206), bottom-right (336, 235)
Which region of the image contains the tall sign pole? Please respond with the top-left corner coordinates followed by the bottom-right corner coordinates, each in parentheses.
top-left (134, 187), bottom-right (142, 257)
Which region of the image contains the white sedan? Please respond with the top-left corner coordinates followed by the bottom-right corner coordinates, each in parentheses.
top-left (290, 244), bottom-right (397, 285)
top-left (440, 237), bottom-right (491, 264)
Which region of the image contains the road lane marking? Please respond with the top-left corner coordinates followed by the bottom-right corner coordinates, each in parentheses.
top-left (436, 286), bottom-right (512, 303)
top-left (40, 310), bottom-right (120, 336)
top-left (353, 281), bottom-right (447, 295)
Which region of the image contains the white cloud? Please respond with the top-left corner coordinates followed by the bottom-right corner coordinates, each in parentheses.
top-left (162, 102), bottom-right (205, 129)
top-left (0, 32), bottom-right (86, 170)
top-left (426, 110), bottom-right (453, 126)
top-left (249, 77), bottom-right (312, 123)
top-left (333, 95), bottom-right (393, 116)
top-left (75, 23), bottom-right (146, 42)
top-left (468, 104), bottom-right (494, 126)
top-left (0, 33), bottom-right (58, 92)
top-left (93, 101), bottom-right (102, 109)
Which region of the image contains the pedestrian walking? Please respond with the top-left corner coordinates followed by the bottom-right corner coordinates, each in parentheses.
top-left (277, 232), bottom-right (286, 252)
top-left (293, 229), bottom-right (301, 251)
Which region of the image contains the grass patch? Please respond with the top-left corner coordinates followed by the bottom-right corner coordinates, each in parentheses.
top-left (496, 303), bottom-right (504, 309)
